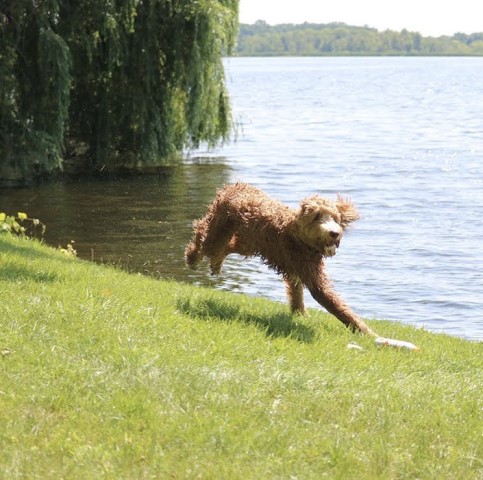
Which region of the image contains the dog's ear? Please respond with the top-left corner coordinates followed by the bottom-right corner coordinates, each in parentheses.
top-left (336, 195), bottom-right (359, 229)
top-left (298, 196), bottom-right (320, 217)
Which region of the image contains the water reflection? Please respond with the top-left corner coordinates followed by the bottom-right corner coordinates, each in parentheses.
top-left (0, 161), bottom-right (236, 285)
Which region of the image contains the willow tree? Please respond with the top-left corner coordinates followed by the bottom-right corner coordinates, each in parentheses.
top-left (0, 0), bottom-right (239, 182)
top-left (0, 1), bottom-right (71, 181)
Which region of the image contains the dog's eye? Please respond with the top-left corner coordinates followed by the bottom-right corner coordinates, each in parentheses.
top-left (314, 213), bottom-right (322, 222)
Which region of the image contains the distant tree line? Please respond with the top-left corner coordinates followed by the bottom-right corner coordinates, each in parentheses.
top-left (237, 21), bottom-right (483, 56)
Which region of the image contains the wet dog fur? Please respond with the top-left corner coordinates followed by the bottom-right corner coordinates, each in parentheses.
top-left (185, 182), bottom-right (376, 336)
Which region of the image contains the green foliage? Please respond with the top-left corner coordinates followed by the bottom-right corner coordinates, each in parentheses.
top-left (0, 235), bottom-right (482, 478)
top-left (0, 0), bottom-right (239, 182)
top-left (237, 21), bottom-right (483, 56)
top-left (0, 212), bottom-right (45, 237)
top-left (0, 2), bottom-right (71, 180)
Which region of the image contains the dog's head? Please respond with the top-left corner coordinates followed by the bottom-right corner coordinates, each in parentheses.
top-left (296, 195), bottom-right (359, 257)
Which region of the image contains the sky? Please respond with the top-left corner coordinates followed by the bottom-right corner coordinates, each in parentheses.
top-left (238, 0), bottom-right (483, 37)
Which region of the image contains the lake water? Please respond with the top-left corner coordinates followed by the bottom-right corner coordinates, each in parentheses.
top-left (2, 57), bottom-right (482, 341)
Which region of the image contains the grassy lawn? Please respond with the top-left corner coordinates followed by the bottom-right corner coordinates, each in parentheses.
top-left (1, 235), bottom-right (482, 479)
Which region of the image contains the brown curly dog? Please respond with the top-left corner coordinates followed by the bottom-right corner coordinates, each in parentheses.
top-left (185, 182), bottom-right (376, 336)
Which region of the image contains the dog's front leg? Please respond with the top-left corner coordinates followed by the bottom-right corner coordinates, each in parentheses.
top-left (306, 280), bottom-right (376, 337)
top-left (284, 276), bottom-right (305, 314)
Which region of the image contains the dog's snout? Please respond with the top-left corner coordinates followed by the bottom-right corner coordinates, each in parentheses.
top-left (329, 230), bottom-right (341, 248)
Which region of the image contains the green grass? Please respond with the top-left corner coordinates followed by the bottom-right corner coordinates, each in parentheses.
top-left (1, 235), bottom-right (482, 479)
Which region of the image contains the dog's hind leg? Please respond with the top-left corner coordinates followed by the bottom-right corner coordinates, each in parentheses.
top-left (284, 276), bottom-right (306, 314)
top-left (185, 221), bottom-right (205, 270)
top-left (200, 217), bottom-right (236, 275)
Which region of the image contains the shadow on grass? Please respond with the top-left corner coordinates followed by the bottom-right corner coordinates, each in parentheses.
top-left (0, 264), bottom-right (58, 283)
top-left (176, 296), bottom-right (316, 343)
top-left (0, 237), bottom-right (64, 262)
